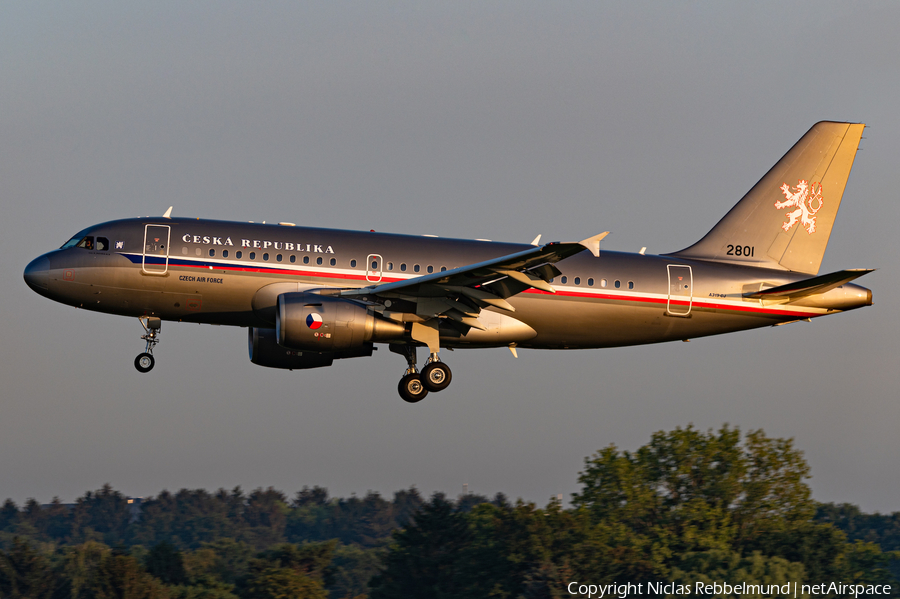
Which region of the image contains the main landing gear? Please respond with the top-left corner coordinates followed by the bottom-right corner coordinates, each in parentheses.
top-left (392, 345), bottom-right (453, 403)
top-left (134, 316), bottom-right (161, 373)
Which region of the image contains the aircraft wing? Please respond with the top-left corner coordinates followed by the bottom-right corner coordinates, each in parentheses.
top-left (341, 233), bottom-right (608, 330)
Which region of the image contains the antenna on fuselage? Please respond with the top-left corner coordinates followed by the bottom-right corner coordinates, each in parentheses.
top-left (163, 206), bottom-right (173, 219)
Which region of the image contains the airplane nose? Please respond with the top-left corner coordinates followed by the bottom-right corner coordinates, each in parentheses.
top-left (24, 255), bottom-right (50, 292)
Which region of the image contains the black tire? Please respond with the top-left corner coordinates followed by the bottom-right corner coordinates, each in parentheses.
top-left (134, 352), bottom-right (155, 373)
top-left (398, 373), bottom-right (428, 403)
top-left (421, 362), bottom-right (452, 392)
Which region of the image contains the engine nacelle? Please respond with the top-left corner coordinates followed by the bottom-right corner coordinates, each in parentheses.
top-left (248, 327), bottom-right (372, 370)
top-left (276, 293), bottom-right (406, 352)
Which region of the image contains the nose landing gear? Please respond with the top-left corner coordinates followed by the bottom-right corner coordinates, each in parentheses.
top-left (134, 316), bottom-right (161, 373)
top-left (391, 345), bottom-right (452, 403)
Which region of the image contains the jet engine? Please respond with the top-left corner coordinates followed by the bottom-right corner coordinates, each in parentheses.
top-left (276, 292), bottom-right (406, 352)
top-left (248, 327), bottom-right (372, 370)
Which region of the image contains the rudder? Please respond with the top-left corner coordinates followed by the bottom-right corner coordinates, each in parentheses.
top-left (670, 121), bottom-right (865, 275)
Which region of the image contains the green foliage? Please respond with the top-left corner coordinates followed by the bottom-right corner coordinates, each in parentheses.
top-left (817, 502), bottom-right (900, 551)
top-left (182, 539), bottom-right (254, 586)
top-left (327, 543), bottom-right (384, 599)
top-left (369, 493), bottom-right (474, 599)
top-left (145, 541), bottom-right (188, 585)
top-left (65, 543), bottom-right (170, 599)
top-left (572, 424), bottom-right (814, 554)
top-left (1, 424), bottom-right (897, 596)
top-left (242, 566), bottom-right (325, 599)
top-left (0, 537), bottom-right (64, 598)
top-left (670, 549), bottom-right (807, 590)
top-left (237, 541), bottom-right (335, 599)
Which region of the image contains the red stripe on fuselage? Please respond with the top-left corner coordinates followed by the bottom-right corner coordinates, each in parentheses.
top-left (167, 257), bottom-right (821, 319)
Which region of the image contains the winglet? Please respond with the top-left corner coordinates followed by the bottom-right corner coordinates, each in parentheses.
top-left (578, 232), bottom-right (610, 258)
top-left (531, 234), bottom-right (542, 246)
top-left (163, 206), bottom-right (173, 219)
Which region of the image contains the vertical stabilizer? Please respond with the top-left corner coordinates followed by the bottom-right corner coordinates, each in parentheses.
top-left (670, 122), bottom-right (864, 274)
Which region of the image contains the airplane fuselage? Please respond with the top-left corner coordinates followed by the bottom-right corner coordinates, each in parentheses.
top-left (26, 217), bottom-right (872, 351)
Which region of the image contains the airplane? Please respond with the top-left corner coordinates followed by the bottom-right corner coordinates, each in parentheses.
top-left (24, 121), bottom-right (873, 402)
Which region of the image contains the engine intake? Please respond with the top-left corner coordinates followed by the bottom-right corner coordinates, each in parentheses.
top-left (276, 292), bottom-right (406, 352)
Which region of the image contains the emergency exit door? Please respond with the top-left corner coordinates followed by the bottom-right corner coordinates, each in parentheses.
top-left (667, 265), bottom-right (692, 316)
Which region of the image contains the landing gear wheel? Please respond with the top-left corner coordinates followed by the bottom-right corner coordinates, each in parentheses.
top-left (134, 352), bottom-right (155, 373)
top-left (398, 373), bottom-right (429, 403)
top-left (421, 362), bottom-right (452, 392)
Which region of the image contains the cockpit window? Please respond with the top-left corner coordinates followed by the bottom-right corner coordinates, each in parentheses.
top-left (60, 234), bottom-right (110, 251)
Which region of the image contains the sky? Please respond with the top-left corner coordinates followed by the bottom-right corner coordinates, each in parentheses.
top-left (2, 1), bottom-right (899, 513)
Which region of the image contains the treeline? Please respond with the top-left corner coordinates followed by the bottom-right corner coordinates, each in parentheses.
top-left (1, 425), bottom-right (898, 598)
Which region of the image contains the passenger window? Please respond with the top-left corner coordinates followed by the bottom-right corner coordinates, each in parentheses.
top-left (249, 252), bottom-right (256, 260)
top-left (561, 276), bottom-right (568, 284)
top-left (387, 262), bottom-right (393, 271)
top-left (588, 278), bottom-right (594, 286)
top-left (330, 258), bottom-right (336, 266)
top-left (77, 236), bottom-right (94, 250)
top-left (96, 237), bottom-right (109, 251)
top-left (614, 280), bottom-right (621, 289)
top-left (303, 256), bottom-right (309, 264)
top-left (195, 248), bottom-right (201, 256)
top-left (223, 250), bottom-right (229, 258)
top-left (290, 255), bottom-right (296, 263)
top-left (182, 247), bottom-right (188, 255)
top-left (277, 254), bottom-right (283, 262)
top-left (351, 259), bottom-right (357, 268)
top-left (628, 281), bottom-right (634, 290)
top-left (209, 249), bottom-right (215, 257)
top-left (316, 257), bottom-right (323, 265)
top-left (400, 263), bottom-right (407, 272)
top-left (601, 279), bottom-right (608, 288)
top-left (371, 260), bottom-right (378, 269)
top-left (574, 277), bottom-right (580, 285)
top-left (440, 266), bottom-right (447, 272)
top-left (427, 265), bottom-right (434, 273)
top-left (236, 251), bottom-right (243, 259)
top-left (262, 253), bottom-right (268, 261)
top-left (414, 264), bottom-right (420, 273)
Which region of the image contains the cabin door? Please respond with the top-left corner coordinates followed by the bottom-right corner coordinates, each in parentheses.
top-left (667, 265), bottom-right (692, 316)
top-left (143, 225), bottom-right (171, 274)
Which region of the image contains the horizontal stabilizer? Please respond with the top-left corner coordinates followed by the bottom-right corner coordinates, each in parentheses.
top-left (745, 269), bottom-right (874, 301)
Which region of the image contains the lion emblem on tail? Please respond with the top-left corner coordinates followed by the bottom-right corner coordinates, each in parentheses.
top-left (775, 179), bottom-right (823, 234)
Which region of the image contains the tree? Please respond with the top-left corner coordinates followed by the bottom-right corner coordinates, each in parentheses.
top-left (69, 484), bottom-right (133, 545)
top-left (0, 537), bottom-right (64, 599)
top-left (0, 500), bottom-right (19, 532)
top-left (238, 542), bottom-right (334, 599)
top-left (572, 425), bottom-right (815, 557)
top-left (145, 541), bottom-right (188, 585)
top-left (369, 493), bottom-right (474, 599)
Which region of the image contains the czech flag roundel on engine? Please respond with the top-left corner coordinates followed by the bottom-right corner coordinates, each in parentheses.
top-left (306, 313), bottom-right (323, 330)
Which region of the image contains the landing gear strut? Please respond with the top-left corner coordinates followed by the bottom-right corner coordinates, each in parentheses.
top-left (391, 345), bottom-right (452, 402)
top-left (134, 316), bottom-right (161, 373)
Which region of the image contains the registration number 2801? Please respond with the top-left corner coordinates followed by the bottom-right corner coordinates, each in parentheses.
top-left (726, 245), bottom-right (754, 257)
